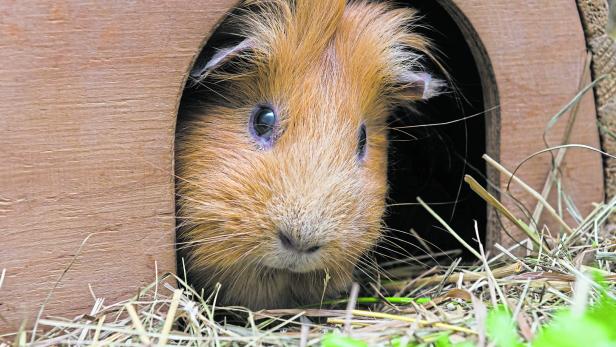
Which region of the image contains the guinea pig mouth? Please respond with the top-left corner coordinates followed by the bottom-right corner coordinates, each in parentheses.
top-left (262, 251), bottom-right (325, 273)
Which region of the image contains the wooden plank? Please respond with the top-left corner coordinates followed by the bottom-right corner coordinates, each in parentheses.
top-left (0, 0), bottom-right (236, 331)
top-left (443, 0), bottom-right (604, 247)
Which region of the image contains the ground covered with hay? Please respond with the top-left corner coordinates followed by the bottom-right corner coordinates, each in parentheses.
top-left (3, 159), bottom-right (615, 346)
top-left (2, 87), bottom-right (615, 346)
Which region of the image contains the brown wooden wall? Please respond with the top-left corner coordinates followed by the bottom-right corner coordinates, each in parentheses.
top-left (0, 0), bottom-right (603, 330)
top-left (0, 0), bottom-right (237, 331)
top-left (439, 0), bottom-right (603, 247)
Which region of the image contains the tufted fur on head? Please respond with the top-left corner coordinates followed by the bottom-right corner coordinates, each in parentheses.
top-left (176, 0), bottom-right (444, 309)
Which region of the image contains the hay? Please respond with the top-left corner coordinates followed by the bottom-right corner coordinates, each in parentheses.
top-left (2, 91), bottom-right (615, 347)
top-left (2, 165), bottom-right (613, 346)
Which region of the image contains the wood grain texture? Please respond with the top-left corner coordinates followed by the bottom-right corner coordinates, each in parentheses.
top-left (439, 0), bottom-right (604, 247)
top-left (0, 0), bottom-right (236, 331)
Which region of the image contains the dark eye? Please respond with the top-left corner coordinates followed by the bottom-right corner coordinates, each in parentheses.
top-left (251, 106), bottom-right (277, 144)
top-left (357, 123), bottom-right (367, 160)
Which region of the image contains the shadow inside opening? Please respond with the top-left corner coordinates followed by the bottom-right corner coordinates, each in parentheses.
top-left (377, 0), bottom-right (487, 269)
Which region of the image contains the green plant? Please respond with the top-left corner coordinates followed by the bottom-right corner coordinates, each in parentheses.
top-left (487, 274), bottom-right (616, 347)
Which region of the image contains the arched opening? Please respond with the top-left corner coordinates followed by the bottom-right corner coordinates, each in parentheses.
top-left (378, 0), bottom-right (497, 266)
top-left (175, 0), bottom-right (499, 286)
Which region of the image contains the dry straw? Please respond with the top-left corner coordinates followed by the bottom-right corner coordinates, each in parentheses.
top-left (1, 82), bottom-right (614, 346)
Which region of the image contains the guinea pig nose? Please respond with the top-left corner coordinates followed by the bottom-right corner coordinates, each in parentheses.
top-left (278, 230), bottom-right (297, 250)
top-left (277, 230), bottom-right (322, 253)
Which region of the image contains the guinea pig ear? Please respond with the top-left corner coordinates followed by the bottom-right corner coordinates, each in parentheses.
top-left (188, 38), bottom-right (252, 85)
top-left (397, 71), bottom-right (444, 100)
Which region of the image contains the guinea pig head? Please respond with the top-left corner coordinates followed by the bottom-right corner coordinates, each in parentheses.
top-left (176, 0), bottom-right (442, 308)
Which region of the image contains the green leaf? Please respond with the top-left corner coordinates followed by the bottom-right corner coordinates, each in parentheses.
top-left (588, 271), bottom-right (616, 340)
top-left (322, 333), bottom-right (369, 347)
top-left (486, 306), bottom-right (523, 347)
top-left (434, 333), bottom-right (452, 347)
top-left (416, 297), bottom-right (432, 304)
top-left (452, 342), bottom-right (475, 347)
top-left (389, 336), bottom-right (417, 347)
top-left (532, 310), bottom-right (614, 347)
top-left (314, 296), bottom-right (431, 307)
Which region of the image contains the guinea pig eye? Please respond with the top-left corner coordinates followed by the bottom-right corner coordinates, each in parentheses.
top-left (250, 106), bottom-right (277, 144)
top-left (357, 123), bottom-right (367, 160)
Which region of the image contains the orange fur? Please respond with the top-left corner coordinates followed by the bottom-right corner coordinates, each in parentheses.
top-left (176, 0), bottom-right (439, 309)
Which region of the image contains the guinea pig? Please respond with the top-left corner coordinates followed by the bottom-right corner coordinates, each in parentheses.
top-left (175, 0), bottom-right (442, 309)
